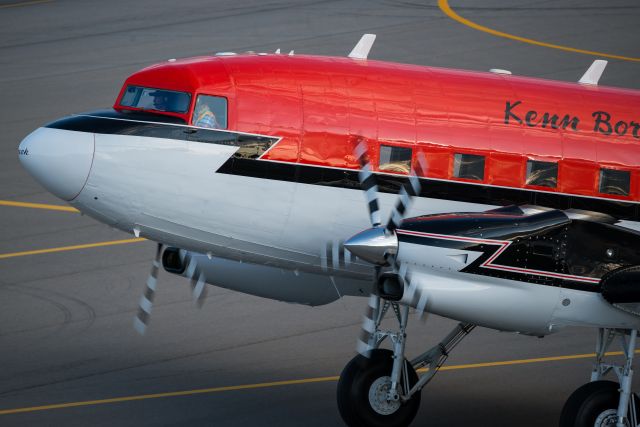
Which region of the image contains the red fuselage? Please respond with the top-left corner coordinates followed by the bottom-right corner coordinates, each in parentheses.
top-left (117, 54), bottom-right (640, 205)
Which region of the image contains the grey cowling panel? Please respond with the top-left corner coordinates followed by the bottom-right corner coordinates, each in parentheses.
top-left (161, 247), bottom-right (369, 306)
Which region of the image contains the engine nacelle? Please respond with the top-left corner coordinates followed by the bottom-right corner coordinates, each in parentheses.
top-left (601, 266), bottom-right (640, 304)
top-left (161, 247), bottom-right (369, 306)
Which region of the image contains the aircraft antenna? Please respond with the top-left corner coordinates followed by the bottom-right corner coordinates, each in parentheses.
top-left (579, 60), bottom-right (608, 85)
top-left (348, 34), bottom-right (376, 60)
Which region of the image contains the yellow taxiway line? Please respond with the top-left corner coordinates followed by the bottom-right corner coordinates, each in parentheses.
top-left (0, 350), bottom-right (634, 416)
top-left (438, 0), bottom-right (640, 63)
top-left (0, 0), bottom-right (52, 9)
top-left (1, 4), bottom-right (637, 415)
top-left (0, 200), bottom-right (78, 213)
top-left (0, 201), bottom-right (144, 258)
top-left (0, 238), bottom-right (146, 260)
top-left (434, 351), bottom-right (631, 371)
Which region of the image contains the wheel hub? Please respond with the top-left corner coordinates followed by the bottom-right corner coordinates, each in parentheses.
top-left (368, 376), bottom-right (402, 415)
top-left (594, 409), bottom-right (622, 427)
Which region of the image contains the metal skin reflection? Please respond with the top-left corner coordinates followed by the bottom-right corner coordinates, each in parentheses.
top-left (17, 39), bottom-right (640, 427)
top-left (115, 54), bottom-right (640, 203)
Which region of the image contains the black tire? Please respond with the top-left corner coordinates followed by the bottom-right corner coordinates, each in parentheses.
top-left (337, 349), bottom-right (421, 427)
top-left (337, 352), bottom-right (366, 427)
top-left (559, 380), bottom-right (639, 427)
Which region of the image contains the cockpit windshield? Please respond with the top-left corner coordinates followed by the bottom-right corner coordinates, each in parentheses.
top-left (119, 86), bottom-right (191, 114)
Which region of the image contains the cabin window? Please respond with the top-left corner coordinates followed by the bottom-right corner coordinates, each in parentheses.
top-left (379, 145), bottom-right (412, 174)
top-left (599, 168), bottom-right (630, 196)
top-left (120, 86), bottom-right (191, 114)
top-left (526, 160), bottom-right (558, 188)
top-left (192, 95), bottom-right (227, 129)
top-left (453, 153), bottom-right (485, 180)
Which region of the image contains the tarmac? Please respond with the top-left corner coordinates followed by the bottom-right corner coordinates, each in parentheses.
top-left (0, 0), bottom-right (639, 426)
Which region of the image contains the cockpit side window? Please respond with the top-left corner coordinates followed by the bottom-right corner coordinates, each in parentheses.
top-left (192, 95), bottom-right (228, 129)
top-left (120, 86), bottom-right (191, 114)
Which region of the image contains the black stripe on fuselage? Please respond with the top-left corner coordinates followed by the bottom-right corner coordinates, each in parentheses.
top-left (45, 110), bottom-right (278, 151)
top-left (44, 112), bottom-right (640, 221)
top-left (217, 157), bottom-right (640, 222)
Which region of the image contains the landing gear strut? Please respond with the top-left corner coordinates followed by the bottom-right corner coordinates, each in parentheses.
top-left (560, 328), bottom-right (639, 427)
top-left (337, 294), bottom-right (475, 427)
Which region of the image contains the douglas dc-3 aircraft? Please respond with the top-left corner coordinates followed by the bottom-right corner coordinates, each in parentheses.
top-left (18, 35), bottom-right (640, 427)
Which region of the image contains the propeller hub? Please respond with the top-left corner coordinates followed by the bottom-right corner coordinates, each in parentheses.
top-left (344, 227), bottom-right (398, 265)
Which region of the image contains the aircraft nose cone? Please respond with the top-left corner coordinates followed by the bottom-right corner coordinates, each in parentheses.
top-left (18, 128), bottom-right (94, 201)
top-left (344, 227), bottom-right (398, 265)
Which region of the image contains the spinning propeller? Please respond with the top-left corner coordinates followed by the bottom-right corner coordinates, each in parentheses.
top-left (320, 239), bottom-right (354, 273)
top-left (133, 245), bottom-right (208, 335)
top-left (133, 243), bottom-right (163, 335)
top-left (344, 140), bottom-right (429, 356)
top-left (181, 250), bottom-right (208, 306)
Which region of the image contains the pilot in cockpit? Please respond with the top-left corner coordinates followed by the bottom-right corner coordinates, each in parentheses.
top-left (151, 91), bottom-right (177, 112)
top-left (193, 102), bottom-right (220, 129)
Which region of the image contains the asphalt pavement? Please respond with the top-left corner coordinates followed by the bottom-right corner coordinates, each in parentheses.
top-left (0, 1), bottom-right (639, 426)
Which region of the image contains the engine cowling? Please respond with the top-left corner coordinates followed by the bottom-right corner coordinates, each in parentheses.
top-left (601, 266), bottom-right (640, 304)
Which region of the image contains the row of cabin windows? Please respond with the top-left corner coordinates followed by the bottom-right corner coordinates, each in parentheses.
top-left (379, 145), bottom-right (632, 197)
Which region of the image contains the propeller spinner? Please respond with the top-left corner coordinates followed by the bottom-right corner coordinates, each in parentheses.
top-left (348, 140), bottom-right (429, 356)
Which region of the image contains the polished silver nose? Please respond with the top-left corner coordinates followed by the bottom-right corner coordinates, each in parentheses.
top-left (344, 227), bottom-right (398, 265)
top-left (18, 127), bottom-right (94, 201)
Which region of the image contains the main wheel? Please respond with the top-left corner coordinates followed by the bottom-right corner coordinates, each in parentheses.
top-left (337, 349), bottom-right (421, 427)
top-left (559, 380), bottom-right (639, 427)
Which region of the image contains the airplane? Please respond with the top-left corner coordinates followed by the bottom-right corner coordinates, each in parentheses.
top-left (17, 34), bottom-right (640, 427)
